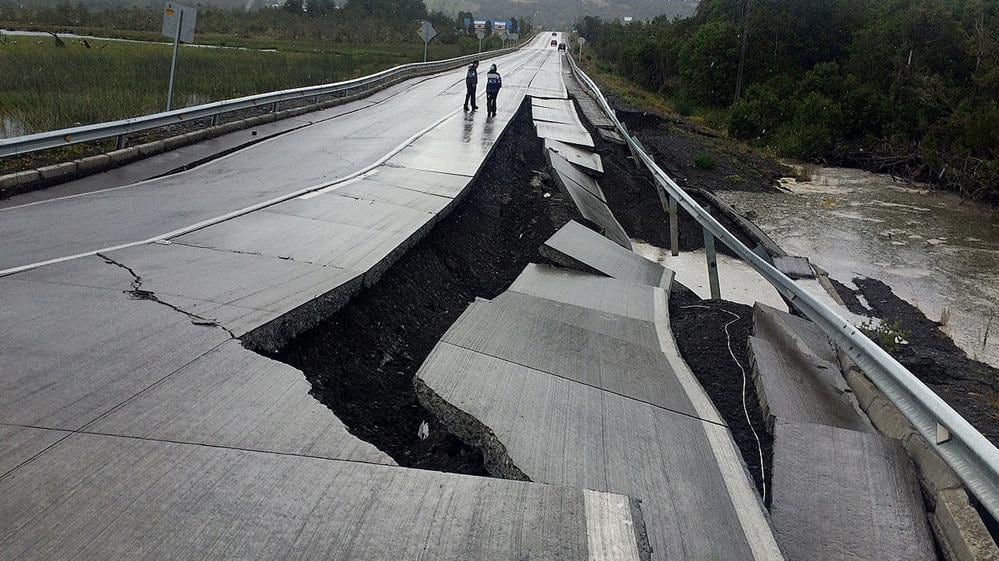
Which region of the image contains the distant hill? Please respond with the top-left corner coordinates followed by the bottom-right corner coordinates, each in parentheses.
top-left (7, 0), bottom-right (697, 22)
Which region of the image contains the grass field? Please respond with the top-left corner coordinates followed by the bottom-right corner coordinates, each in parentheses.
top-left (0, 34), bottom-right (488, 136)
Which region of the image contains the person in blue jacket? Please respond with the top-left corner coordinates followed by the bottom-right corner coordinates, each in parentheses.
top-left (464, 60), bottom-right (479, 111)
top-left (485, 64), bottom-right (502, 117)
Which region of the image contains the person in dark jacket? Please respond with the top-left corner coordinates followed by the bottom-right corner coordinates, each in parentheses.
top-left (485, 64), bottom-right (502, 117)
top-left (464, 60), bottom-right (479, 111)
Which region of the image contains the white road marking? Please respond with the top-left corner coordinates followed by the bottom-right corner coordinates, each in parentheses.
top-left (653, 289), bottom-right (785, 561)
top-left (297, 169), bottom-right (378, 200)
top-left (0, 48), bottom-right (551, 278)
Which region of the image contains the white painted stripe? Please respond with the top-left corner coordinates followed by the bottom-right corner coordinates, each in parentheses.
top-left (297, 169), bottom-right (378, 200)
top-left (653, 288), bottom-right (785, 561)
top-left (0, 49), bottom-right (547, 278)
top-left (584, 489), bottom-right (643, 561)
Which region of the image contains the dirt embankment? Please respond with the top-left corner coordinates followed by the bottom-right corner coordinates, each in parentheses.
top-left (832, 278), bottom-right (999, 446)
top-left (265, 102), bottom-right (581, 474)
top-left (599, 92), bottom-right (999, 460)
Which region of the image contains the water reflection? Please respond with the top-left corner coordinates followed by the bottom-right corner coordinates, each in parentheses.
top-left (720, 165), bottom-right (999, 367)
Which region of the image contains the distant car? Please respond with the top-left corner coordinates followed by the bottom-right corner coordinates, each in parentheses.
top-left (552, 32), bottom-right (557, 36)
top-left (551, 39), bottom-right (557, 47)
top-left (557, 42), bottom-right (566, 51)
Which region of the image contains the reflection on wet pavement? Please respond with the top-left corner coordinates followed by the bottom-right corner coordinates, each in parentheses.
top-left (720, 166), bottom-right (999, 367)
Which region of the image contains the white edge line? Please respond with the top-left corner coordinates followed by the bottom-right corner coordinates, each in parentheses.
top-left (297, 169), bottom-right (378, 200)
top-left (653, 289), bottom-right (785, 561)
top-left (0, 47), bottom-right (553, 278)
top-left (0, 107), bottom-right (467, 278)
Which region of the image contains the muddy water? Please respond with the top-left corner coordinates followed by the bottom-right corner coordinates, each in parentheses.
top-left (718, 166), bottom-right (999, 368)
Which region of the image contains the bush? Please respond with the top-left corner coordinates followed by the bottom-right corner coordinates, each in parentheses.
top-left (693, 154), bottom-right (718, 169)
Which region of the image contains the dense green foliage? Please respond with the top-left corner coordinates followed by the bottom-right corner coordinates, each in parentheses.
top-left (579, 0), bottom-right (999, 200)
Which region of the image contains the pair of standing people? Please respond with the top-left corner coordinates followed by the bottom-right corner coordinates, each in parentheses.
top-left (464, 61), bottom-right (502, 117)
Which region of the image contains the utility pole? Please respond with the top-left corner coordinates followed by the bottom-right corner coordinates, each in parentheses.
top-left (734, 0), bottom-right (751, 103)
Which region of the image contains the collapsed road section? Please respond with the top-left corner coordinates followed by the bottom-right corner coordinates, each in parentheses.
top-left (0, 37), bottom-right (656, 561)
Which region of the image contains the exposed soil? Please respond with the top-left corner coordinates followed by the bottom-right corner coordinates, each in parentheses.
top-left (266, 101), bottom-right (581, 475)
top-left (668, 286), bottom-right (773, 503)
top-left (614, 107), bottom-right (785, 195)
top-left (835, 277), bottom-right (999, 446)
top-left (586, 109), bottom-right (760, 259)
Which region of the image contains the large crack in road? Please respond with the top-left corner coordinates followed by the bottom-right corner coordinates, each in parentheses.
top-left (249, 102), bottom-right (584, 475)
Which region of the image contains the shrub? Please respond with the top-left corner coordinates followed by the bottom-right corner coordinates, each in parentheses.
top-left (693, 154), bottom-right (717, 169)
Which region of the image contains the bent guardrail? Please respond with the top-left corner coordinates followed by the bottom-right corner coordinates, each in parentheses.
top-left (0, 39), bottom-right (531, 158)
top-left (566, 52), bottom-right (999, 520)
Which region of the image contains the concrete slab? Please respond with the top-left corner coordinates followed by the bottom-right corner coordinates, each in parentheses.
top-left (749, 335), bottom-right (870, 432)
top-left (269, 190), bottom-right (436, 235)
top-left (490, 291), bottom-right (662, 351)
top-left (548, 149), bottom-right (606, 201)
top-left (88, 339), bottom-right (393, 465)
top-left (0, 432), bottom-right (651, 561)
top-left (753, 302), bottom-right (838, 365)
top-left (417, 343), bottom-right (782, 561)
top-left (771, 421), bottom-right (935, 561)
top-left (532, 103), bottom-right (583, 127)
top-left (532, 97), bottom-right (576, 111)
top-left (0, 277), bottom-right (231, 429)
top-left (545, 138), bottom-right (603, 174)
top-left (355, 165), bottom-right (471, 200)
top-left (442, 300), bottom-right (698, 416)
top-left (547, 156), bottom-right (631, 249)
top-left (174, 210), bottom-right (415, 273)
top-left (508, 264), bottom-right (658, 323)
top-left (543, 220), bottom-right (672, 289)
top-left (535, 120), bottom-right (594, 147)
top-left (773, 255), bottom-right (815, 279)
top-left (562, 65), bottom-right (616, 130)
top-left (0, 425), bottom-right (68, 476)
top-left (598, 128), bottom-right (626, 145)
top-left (11, 246), bottom-right (363, 342)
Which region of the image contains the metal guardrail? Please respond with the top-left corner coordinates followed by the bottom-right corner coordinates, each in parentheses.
top-left (0, 40), bottom-right (530, 158)
top-left (566, 52), bottom-right (999, 520)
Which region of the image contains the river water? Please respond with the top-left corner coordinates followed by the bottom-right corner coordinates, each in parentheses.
top-left (718, 165), bottom-right (999, 368)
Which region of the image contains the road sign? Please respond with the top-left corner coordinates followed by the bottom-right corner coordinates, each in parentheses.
top-left (162, 2), bottom-right (196, 44)
top-left (474, 30), bottom-right (485, 40)
top-left (162, 2), bottom-right (197, 111)
top-left (417, 21), bottom-right (437, 43)
top-left (417, 21), bottom-right (437, 62)
top-left (507, 32), bottom-right (519, 42)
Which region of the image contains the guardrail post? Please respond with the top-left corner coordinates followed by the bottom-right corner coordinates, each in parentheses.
top-left (669, 197), bottom-right (679, 257)
top-left (115, 134), bottom-right (127, 150)
top-left (703, 228), bottom-right (721, 300)
top-left (210, 114), bottom-right (220, 127)
top-left (271, 101), bottom-right (279, 112)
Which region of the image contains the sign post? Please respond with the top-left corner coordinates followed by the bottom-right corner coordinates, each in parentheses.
top-left (417, 21), bottom-right (437, 62)
top-left (162, 2), bottom-right (196, 111)
top-left (578, 36), bottom-right (586, 57)
top-left (475, 29), bottom-right (485, 52)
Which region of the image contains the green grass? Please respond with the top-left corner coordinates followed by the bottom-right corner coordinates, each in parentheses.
top-left (0, 35), bottom-right (485, 135)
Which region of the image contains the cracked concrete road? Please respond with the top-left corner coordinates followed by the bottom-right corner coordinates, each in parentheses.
top-left (0, 38), bottom-right (552, 275)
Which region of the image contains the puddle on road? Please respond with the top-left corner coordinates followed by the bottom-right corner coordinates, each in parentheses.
top-left (720, 165), bottom-right (999, 367)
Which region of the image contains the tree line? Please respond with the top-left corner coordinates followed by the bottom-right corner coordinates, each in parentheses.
top-left (0, 0), bottom-right (533, 45)
top-left (578, 0), bottom-right (998, 201)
